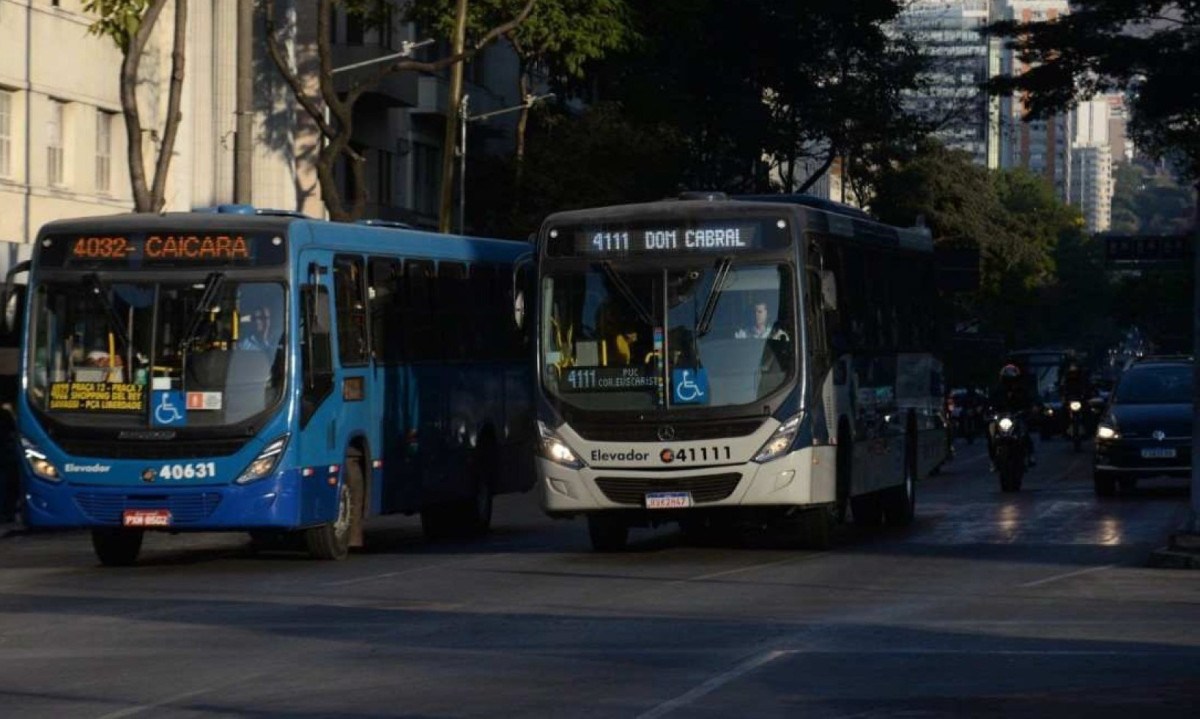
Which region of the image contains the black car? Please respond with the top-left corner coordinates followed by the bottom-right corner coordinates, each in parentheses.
top-left (1093, 357), bottom-right (1193, 496)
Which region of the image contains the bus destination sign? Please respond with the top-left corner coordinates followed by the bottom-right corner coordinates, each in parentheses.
top-left (40, 232), bottom-right (288, 268)
top-left (554, 219), bottom-right (788, 258)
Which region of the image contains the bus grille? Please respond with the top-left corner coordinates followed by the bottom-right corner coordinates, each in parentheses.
top-left (55, 438), bottom-right (247, 459)
top-left (594, 474), bottom-right (742, 506)
top-left (572, 419), bottom-right (764, 442)
top-left (74, 492), bottom-right (223, 524)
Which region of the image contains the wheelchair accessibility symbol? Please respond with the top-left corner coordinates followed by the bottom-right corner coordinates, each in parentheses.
top-left (152, 390), bottom-right (187, 427)
top-left (672, 368), bottom-right (709, 405)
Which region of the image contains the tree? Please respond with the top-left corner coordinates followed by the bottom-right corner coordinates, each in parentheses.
top-left (404, 0), bottom-right (637, 162)
top-left (84, 0), bottom-right (188, 213)
top-left (986, 1), bottom-right (1200, 185)
top-left (262, 0), bottom-right (535, 221)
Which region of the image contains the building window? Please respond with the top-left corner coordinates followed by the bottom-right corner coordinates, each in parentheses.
top-left (47, 100), bottom-right (65, 187)
top-left (346, 13), bottom-right (364, 45)
top-left (412, 142), bottom-right (440, 217)
top-left (96, 111), bottom-right (113, 193)
top-left (0, 90), bottom-right (12, 178)
top-left (376, 149), bottom-right (394, 206)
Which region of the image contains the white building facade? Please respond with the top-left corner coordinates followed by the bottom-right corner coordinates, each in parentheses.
top-left (1069, 98), bottom-right (1113, 233)
top-left (0, 0), bottom-right (518, 272)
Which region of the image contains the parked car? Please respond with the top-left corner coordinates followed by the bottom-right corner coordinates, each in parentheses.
top-left (1093, 357), bottom-right (1193, 496)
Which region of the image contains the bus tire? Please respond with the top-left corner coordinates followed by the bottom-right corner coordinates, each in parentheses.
top-left (305, 456), bottom-right (361, 560)
top-left (91, 528), bottom-right (144, 567)
top-left (458, 437), bottom-right (496, 537)
top-left (835, 421), bottom-right (852, 523)
top-left (883, 442), bottom-right (917, 527)
top-left (797, 509), bottom-right (831, 550)
top-left (587, 514), bottom-right (628, 552)
top-left (851, 492), bottom-right (884, 526)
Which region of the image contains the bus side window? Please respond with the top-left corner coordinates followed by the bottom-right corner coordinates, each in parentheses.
top-left (368, 257), bottom-right (401, 364)
top-left (469, 264), bottom-right (498, 356)
top-left (334, 255), bottom-right (369, 366)
top-left (403, 260), bottom-right (434, 361)
top-left (437, 262), bottom-right (468, 361)
top-left (300, 284), bottom-right (334, 427)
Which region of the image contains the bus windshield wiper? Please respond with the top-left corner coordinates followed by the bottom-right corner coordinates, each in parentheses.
top-left (696, 257), bottom-right (733, 337)
top-left (599, 261), bottom-right (656, 329)
top-left (178, 272), bottom-right (226, 352)
top-left (83, 273), bottom-right (132, 352)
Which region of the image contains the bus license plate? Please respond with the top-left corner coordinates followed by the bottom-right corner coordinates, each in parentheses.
top-left (645, 492), bottom-right (692, 509)
top-left (1141, 448), bottom-right (1176, 459)
top-left (123, 509), bottom-right (172, 527)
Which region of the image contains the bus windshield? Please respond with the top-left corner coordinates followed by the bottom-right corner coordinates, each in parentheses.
top-left (541, 261), bottom-right (795, 411)
top-left (27, 278), bottom-right (286, 426)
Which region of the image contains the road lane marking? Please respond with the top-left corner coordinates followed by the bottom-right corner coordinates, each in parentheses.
top-left (686, 555), bottom-right (817, 582)
top-left (636, 649), bottom-right (794, 719)
top-left (1018, 563), bottom-right (1115, 588)
top-left (322, 555), bottom-right (492, 587)
top-left (95, 673), bottom-right (266, 719)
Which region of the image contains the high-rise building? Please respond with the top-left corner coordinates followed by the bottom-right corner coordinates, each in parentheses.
top-left (1068, 98), bottom-right (1113, 233)
top-left (997, 0), bottom-right (1072, 202)
top-left (892, 0), bottom-right (1001, 168)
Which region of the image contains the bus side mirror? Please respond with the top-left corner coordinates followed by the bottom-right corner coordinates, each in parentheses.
top-left (819, 269), bottom-right (838, 312)
top-left (512, 253), bottom-right (534, 331)
top-left (2, 261), bottom-right (30, 335)
top-left (513, 290), bottom-right (526, 331)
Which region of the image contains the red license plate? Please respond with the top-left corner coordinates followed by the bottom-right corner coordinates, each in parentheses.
top-left (122, 509), bottom-right (172, 527)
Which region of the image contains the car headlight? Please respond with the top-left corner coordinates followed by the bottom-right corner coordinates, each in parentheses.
top-left (1096, 424), bottom-right (1118, 440)
top-left (538, 420), bottom-right (584, 469)
top-left (753, 414), bottom-right (803, 464)
top-left (20, 436), bottom-right (61, 482)
top-left (997, 417), bottom-right (1014, 433)
top-left (1069, 401), bottom-right (1082, 412)
top-left (1043, 407), bottom-right (1054, 417)
top-left (236, 434), bottom-right (289, 485)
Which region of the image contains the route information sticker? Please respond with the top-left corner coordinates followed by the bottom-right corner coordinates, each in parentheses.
top-left (48, 382), bottom-right (145, 412)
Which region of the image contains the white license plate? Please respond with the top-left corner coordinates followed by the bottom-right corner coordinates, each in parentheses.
top-left (1141, 448), bottom-right (1177, 459)
top-left (123, 509), bottom-right (172, 527)
top-left (645, 492), bottom-right (693, 509)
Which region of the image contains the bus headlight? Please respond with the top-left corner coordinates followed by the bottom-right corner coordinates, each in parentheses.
top-left (236, 435), bottom-right (289, 485)
top-left (1069, 401), bottom-right (1082, 412)
top-left (20, 436), bottom-right (61, 482)
top-left (1096, 424), bottom-right (1118, 440)
top-left (538, 421), bottom-right (584, 469)
top-left (753, 414), bottom-right (803, 464)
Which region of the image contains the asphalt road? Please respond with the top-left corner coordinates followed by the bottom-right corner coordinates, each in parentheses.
top-left (1, 438), bottom-right (1197, 718)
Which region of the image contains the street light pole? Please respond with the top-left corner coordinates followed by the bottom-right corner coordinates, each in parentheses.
top-left (456, 93), bottom-right (554, 234)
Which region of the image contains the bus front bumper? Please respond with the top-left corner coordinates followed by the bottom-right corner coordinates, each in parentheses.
top-left (21, 469), bottom-right (315, 530)
top-left (538, 445), bottom-right (836, 518)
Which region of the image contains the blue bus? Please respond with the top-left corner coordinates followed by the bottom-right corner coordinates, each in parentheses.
top-left (14, 206), bottom-right (534, 564)
top-left (533, 194), bottom-right (949, 550)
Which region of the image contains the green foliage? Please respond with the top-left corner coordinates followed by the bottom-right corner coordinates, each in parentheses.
top-left (986, 0), bottom-right (1200, 182)
top-left (872, 142), bottom-right (1102, 347)
top-left (1110, 161), bottom-right (1196, 234)
top-left (404, 0), bottom-right (636, 82)
top-left (464, 102), bottom-right (687, 238)
top-left (83, 0), bottom-right (152, 52)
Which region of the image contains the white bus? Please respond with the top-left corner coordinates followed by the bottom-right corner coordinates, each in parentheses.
top-left (532, 194), bottom-right (949, 550)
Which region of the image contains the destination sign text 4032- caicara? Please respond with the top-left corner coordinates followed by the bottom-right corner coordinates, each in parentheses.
top-left (70, 235), bottom-right (253, 262)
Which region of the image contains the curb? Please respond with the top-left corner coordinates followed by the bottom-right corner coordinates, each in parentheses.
top-left (1148, 546), bottom-right (1200, 570)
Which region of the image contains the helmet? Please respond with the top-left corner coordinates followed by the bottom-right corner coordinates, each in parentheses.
top-left (999, 364), bottom-right (1020, 380)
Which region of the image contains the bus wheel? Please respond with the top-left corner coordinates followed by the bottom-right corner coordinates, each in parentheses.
top-left (458, 440), bottom-right (496, 537)
top-left (305, 457), bottom-right (361, 560)
top-left (91, 528), bottom-right (144, 567)
top-left (851, 492), bottom-right (884, 526)
top-left (882, 448), bottom-right (917, 527)
top-left (789, 509), bottom-right (831, 550)
top-left (587, 515), bottom-right (629, 552)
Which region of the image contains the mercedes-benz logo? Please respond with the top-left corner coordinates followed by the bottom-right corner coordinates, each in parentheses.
top-left (657, 425), bottom-right (676, 442)
top-left (1152, 430), bottom-right (1166, 442)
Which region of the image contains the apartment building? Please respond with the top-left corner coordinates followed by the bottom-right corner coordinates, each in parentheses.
top-left (1069, 97), bottom-right (1114, 233)
top-left (0, 0), bottom-right (520, 274)
top-left (892, 0), bottom-right (1001, 169)
top-left (997, 0), bottom-right (1072, 202)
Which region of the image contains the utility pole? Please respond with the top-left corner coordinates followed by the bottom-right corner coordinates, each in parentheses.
top-left (234, 0), bottom-right (254, 204)
top-left (439, 0), bottom-right (469, 233)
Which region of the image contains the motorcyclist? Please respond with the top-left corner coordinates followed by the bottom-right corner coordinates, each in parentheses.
top-left (1061, 358), bottom-right (1090, 404)
top-left (988, 364), bottom-right (1036, 470)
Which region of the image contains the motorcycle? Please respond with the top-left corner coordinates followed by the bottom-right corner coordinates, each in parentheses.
top-left (991, 413), bottom-right (1027, 492)
top-left (1065, 398), bottom-right (1086, 452)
